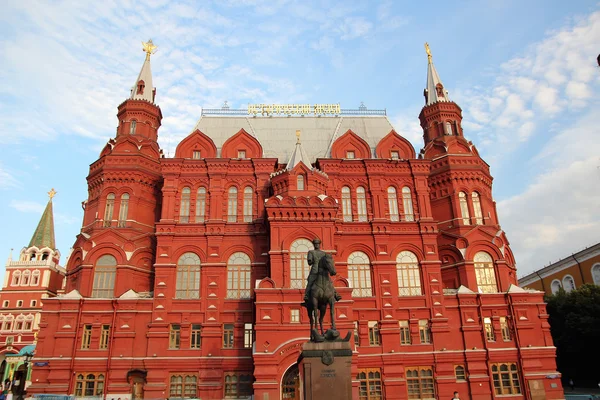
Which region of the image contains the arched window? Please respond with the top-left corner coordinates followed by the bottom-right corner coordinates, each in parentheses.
top-left (228, 187), bottom-right (238, 222)
top-left (31, 270), bottom-right (40, 285)
top-left (176, 253), bottom-right (201, 299)
top-left (562, 275), bottom-right (576, 293)
top-left (92, 255), bottom-right (117, 298)
top-left (356, 187), bottom-right (367, 222)
top-left (341, 186), bottom-right (352, 222)
top-left (592, 264), bottom-right (600, 285)
top-left (402, 187), bottom-right (414, 221)
top-left (180, 187), bottom-right (191, 223)
top-left (472, 192), bottom-right (483, 225)
top-left (227, 252), bottom-right (251, 299)
top-left (103, 193), bottom-right (115, 227)
top-left (396, 251), bottom-right (422, 296)
top-left (297, 175), bottom-right (305, 191)
top-left (41, 252), bottom-right (49, 261)
top-left (243, 186), bottom-right (253, 222)
top-left (445, 121), bottom-right (453, 135)
top-left (290, 239), bottom-right (314, 289)
top-left (195, 187), bottom-right (207, 223)
top-left (348, 251), bottom-right (372, 297)
top-left (129, 120), bottom-right (137, 135)
top-left (459, 192), bottom-right (470, 225)
top-left (21, 270), bottom-right (31, 286)
top-left (388, 187), bottom-right (399, 222)
top-left (118, 193), bottom-right (129, 227)
top-left (3, 316), bottom-right (14, 331)
top-left (550, 279), bottom-right (562, 294)
top-left (474, 252), bottom-right (498, 293)
top-left (11, 271), bottom-right (21, 286)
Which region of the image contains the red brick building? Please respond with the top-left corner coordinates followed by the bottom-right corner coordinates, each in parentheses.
top-left (30, 43), bottom-right (563, 400)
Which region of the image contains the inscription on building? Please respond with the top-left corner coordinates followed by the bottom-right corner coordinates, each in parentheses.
top-left (248, 103), bottom-right (341, 116)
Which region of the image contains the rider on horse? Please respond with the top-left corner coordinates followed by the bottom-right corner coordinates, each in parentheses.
top-left (304, 238), bottom-right (342, 305)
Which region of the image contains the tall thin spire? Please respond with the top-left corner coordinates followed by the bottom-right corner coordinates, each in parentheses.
top-left (424, 42), bottom-right (450, 106)
top-left (130, 39), bottom-right (157, 103)
top-left (29, 189), bottom-right (56, 249)
top-left (286, 130), bottom-right (312, 170)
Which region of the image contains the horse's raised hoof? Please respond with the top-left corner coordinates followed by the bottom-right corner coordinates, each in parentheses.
top-left (324, 329), bottom-right (340, 341)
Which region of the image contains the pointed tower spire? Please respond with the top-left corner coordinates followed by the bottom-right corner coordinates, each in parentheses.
top-left (286, 130), bottom-right (313, 170)
top-left (131, 39), bottom-right (157, 103)
top-left (29, 189), bottom-right (56, 249)
top-left (424, 42), bottom-right (450, 105)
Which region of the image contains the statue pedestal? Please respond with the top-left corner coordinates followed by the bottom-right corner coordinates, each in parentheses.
top-left (298, 340), bottom-right (352, 400)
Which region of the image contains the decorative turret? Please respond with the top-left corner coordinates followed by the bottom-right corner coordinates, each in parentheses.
top-left (418, 43), bottom-right (464, 147)
top-left (130, 40), bottom-right (157, 103)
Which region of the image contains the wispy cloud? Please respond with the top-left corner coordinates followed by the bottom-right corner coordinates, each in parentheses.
top-left (10, 200), bottom-right (44, 214)
top-left (0, 165), bottom-right (18, 189)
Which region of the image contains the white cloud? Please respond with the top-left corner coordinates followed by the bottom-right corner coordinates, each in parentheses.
top-left (0, 165), bottom-right (18, 189)
top-left (337, 17), bottom-right (373, 40)
top-left (10, 200), bottom-right (45, 214)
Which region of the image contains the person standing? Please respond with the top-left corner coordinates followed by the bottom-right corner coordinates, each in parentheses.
top-left (451, 391), bottom-right (460, 399)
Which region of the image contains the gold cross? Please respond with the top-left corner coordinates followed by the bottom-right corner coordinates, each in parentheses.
top-left (48, 188), bottom-right (57, 199)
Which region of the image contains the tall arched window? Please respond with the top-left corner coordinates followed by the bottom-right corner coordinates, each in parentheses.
top-left (130, 120), bottom-right (137, 135)
top-left (396, 251), bottom-right (422, 296)
top-left (92, 255), bottom-right (117, 298)
top-left (227, 252), bottom-right (251, 299)
top-left (402, 187), bottom-right (414, 221)
top-left (176, 253), bottom-right (201, 299)
top-left (562, 275), bottom-right (576, 293)
top-left (592, 264), bottom-right (600, 285)
top-left (297, 175), bottom-right (305, 191)
top-left (31, 270), bottom-right (40, 286)
top-left (472, 192), bottom-right (483, 225)
top-left (348, 251), bottom-right (372, 297)
top-left (290, 239), bottom-right (314, 289)
top-left (195, 187), bottom-right (207, 223)
top-left (341, 186), bottom-right (352, 222)
top-left (388, 187), bottom-right (399, 222)
top-left (445, 121), bottom-right (453, 135)
top-left (11, 271), bottom-right (21, 286)
top-left (228, 187), bottom-right (238, 222)
top-left (103, 193), bottom-right (115, 227)
top-left (474, 252), bottom-right (498, 293)
top-left (21, 270), bottom-right (31, 286)
top-left (459, 192), bottom-right (470, 225)
top-left (356, 187), bottom-right (367, 222)
top-left (118, 193), bottom-right (129, 227)
top-left (550, 279), bottom-right (562, 295)
top-left (243, 186), bottom-right (253, 222)
top-left (180, 187), bottom-right (191, 223)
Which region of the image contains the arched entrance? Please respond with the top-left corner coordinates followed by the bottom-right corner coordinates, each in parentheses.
top-left (127, 369), bottom-right (147, 400)
top-left (282, 363), bottom-right (300, 400)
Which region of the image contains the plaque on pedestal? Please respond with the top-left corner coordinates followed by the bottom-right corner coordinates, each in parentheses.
top-left (298, 339), bottom-right (352, 400)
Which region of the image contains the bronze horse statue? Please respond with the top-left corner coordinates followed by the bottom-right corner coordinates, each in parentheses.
top-left (305, 253), bottom-right (338, 342)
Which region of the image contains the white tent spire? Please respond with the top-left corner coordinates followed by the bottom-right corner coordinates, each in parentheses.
top-left (424, 42), bottom-right (450, 106)
top-left (286, 130), bottom-right (312, 170)
top-left (130, 39), bottom-right (157, 103)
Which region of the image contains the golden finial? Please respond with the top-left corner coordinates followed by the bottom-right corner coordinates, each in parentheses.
top-left (142, 39), bottom-right (158, 61)
top-left (296, 130), bottom-right (301, 144)
top-left (425, 42), bottom-right (432, 64)
top-left (48, 188), bottom-right (57, 200)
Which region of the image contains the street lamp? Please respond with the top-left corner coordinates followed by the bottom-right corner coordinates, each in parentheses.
top-left (16, 352), bottom-right (33, 400)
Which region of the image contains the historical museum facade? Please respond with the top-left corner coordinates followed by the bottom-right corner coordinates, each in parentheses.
top-left (29, 42), bottom-right (563, 399)
top-left (0, 192), bottom-right (65, 391)
top-left (519, 242), bottom-right (600, 296)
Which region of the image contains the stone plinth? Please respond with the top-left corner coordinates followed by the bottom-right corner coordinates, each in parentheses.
top-left (298, 340), bottom-right (352, 400)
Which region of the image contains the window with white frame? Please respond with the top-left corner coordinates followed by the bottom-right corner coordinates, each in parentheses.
top-left (192, 150), bottom-right (201, 159)
top-left (180, 187), bottom-right (191, 223)
top-left (402, 187), bottom-right (414, 221)
top-left (118, 193), bottom-right (129, 227)
top-left (459, 192), bottom-right (470, 225)
top-left (396, 251), bottom-right (422, 296)
top-left (474, 252), bottom-right (498, 294)
top-left (562, 275), bottom-right (576, 293)
top-left (31, 270), bottom-right (40, 285)
top-left (21, 270), bottom-right (31, 286)
top-left (445, 121), bottom-right (453, 135)
top-left (341, 186), bottom-right (352, 222)
top-left (103, 193), bottom-right (115, 227)
top-left (243, 186), bottom-right (253, 222)
top-left (290, 239), bottom-right (314, 289)
top-left (550, 279), bottom-right (562, 294)
top-left (227, 252), bottom-right (251, 299)
top-left (11, 271), bottom-right (21, 286)
top-left (176, 252), bottom-right (201, 299)
top-left (592, 264), bottom-right (600, 285)
top-left (388, 187), bottom-right (399, 221)
top-left (290, 309), bottom-right (300, 323)
top-left (92, 255), bottom-right (117, 298)
top-left (227, 187), bottom-right (238, 222)
top-left (356, 187), bottom-right (367, 222)
top-left (297, 175), bottom-right (305, 190)
top-left (195, 187), bottom-right (207, 223)
top-left (348, 251), bottom-right (372, 297)
top-left (472, 192), bottom-right (483, 225)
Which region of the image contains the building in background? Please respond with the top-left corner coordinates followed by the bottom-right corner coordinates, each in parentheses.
top-left (29, 42), bottom-right (563, 400)
top-left (0, 191), bottom-right (66, 389)
top-left (519, 242), bottom-right (600, 296)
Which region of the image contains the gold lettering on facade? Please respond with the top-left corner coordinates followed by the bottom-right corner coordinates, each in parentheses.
top-left (248, 104), bottom-right (341, 116)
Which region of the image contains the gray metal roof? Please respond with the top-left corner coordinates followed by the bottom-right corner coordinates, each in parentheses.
top-left (192, 115), bottom-right (396, 163)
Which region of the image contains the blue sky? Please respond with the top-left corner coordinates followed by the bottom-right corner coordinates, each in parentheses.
top-left (0, 0), bottom-right (599, 279)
